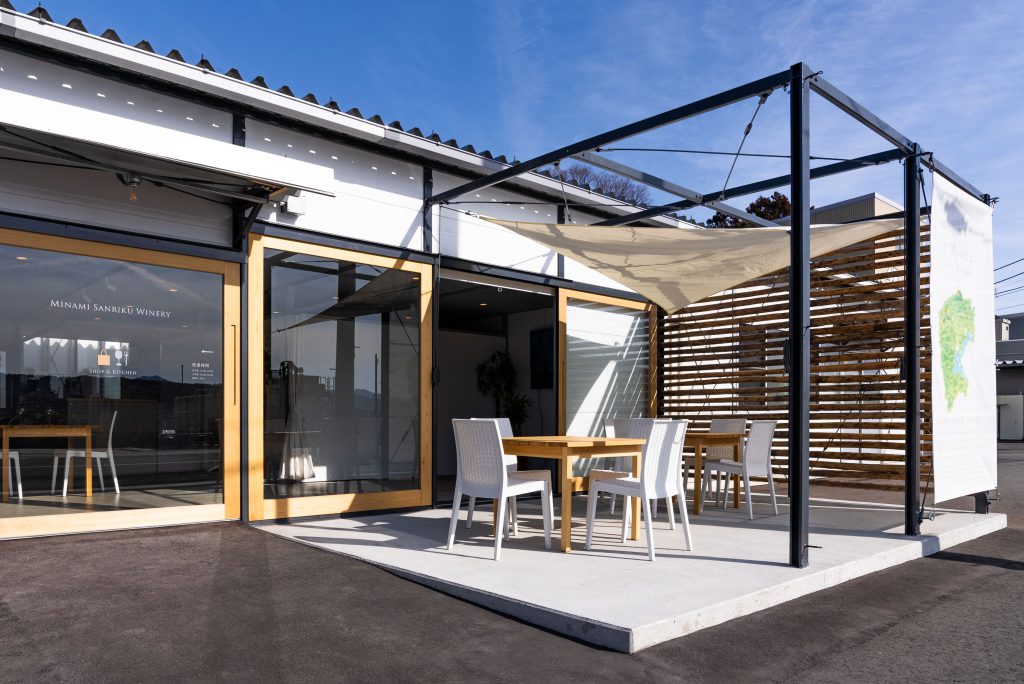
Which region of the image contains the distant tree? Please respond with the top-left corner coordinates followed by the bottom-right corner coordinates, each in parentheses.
top-left (705, 191), bottom-right (792, 228)
top-left (542, 163), bottom-right (651, 207)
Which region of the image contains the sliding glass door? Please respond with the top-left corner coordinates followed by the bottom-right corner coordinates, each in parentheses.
top-left (0, 227), bottom-right (240, 538)
top-left (247, 235), bottom-right (432, 520)
top-left (558, 290), bottom-right (655, 482)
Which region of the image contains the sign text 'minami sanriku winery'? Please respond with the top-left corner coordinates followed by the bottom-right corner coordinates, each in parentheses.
top-left (49, 300), bottom-right (172, 319)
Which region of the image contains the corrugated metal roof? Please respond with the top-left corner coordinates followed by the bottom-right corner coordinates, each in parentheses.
top-left (996, 359), bottom-right (1024, 366)
top-left (0, 1), bottom-right (637, 205)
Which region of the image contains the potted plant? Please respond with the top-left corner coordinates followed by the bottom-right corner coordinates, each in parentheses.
top-left (475, 351), bottom-right (532, 435)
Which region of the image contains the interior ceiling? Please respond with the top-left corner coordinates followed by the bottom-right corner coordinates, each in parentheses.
top-left (439, 278), bottom-right (552, 334)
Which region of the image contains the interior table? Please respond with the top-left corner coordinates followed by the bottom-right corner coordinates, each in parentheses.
top-left (2, 425), bottom-right (94, 502)
top-left (684, 432), bottom-right (745, 514)
top-left (501, 436), bottom-right (645, 552)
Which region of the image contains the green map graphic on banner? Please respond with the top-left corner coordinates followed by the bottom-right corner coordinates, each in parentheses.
top-left (938, 290), bottom-right (975, 410)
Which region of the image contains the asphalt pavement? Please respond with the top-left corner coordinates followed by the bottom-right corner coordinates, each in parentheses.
top-left (1, 447), bottom-right (1022, 683)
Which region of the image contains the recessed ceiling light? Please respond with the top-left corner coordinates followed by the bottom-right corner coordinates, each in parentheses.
top-left (181, 324), bottom-right (189, 328)
top-left (168, 288), bottom-right (178, 292)
top-left (272, 311), bottom-right (279, 314)
top-left (93, 317), bottom-right (101, 320)
top-left (15, 256), bottom-right (28, 261)
top-left (479, 302), bottom-right (488, 307)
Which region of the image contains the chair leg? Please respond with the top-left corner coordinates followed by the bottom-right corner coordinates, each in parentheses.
top-left (721, 472), bottom-right (730, 509)
top-left (585, 487), bottom-right (599, 551)
top-left (642, 497), bottom-right (656, 561)
top-left (465, 496), bottom-right (476, 529)
top-left (95, 456), bottom-right (106, 493)
top-left (768, 473), bottom-right (779, 515)
top-left (677, 475), bottom-right (694, 551)
top-left (51, 456), bottom-right (60, 495)
top-left (609, 493), bottom-right (616, 515)
top-left (446, 489), bottom-right (462, 550)
top-left (108, 454), bottom-right (120, 494)
top-left (744, 471), bottom-right (754, 520)
top-left (493, 497), bottom-right (508, 561)
top-left (651, 498), bottom-right (658, 520)
top-left (666, 496), bottom-right (677, 530)
top-left (62, 455), bottom-right (72, 497)
top-left (620, 497), bottom-right (630, 543)
top-left (510, 497), bottom-right (518, 536)
top-left (541, 480), bottom-right (553, 549)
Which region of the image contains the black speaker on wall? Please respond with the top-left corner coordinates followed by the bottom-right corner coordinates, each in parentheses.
top-left (530, 327), bottom-right (554, 389)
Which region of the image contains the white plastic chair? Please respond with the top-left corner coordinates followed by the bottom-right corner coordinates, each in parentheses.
top-left (686, 417), bottom-right (748, 494)
top-left (585, 420), bottom-right (693, 561)
top-left (701, 420), bottom-right (778, 520)
top-left (54, 411), bottom-right (120, 496)
top-left (447, 419), bottom-right (553, 560)
top-left (5, 450), bottom-right (23, 500)
top-left (598, 417), bottom-right (634, 511)
top-left (465, 417), bottom-right (550, 535)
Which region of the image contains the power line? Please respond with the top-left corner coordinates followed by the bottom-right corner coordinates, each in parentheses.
top-left (996, 283), bottom-right (1024, 297)
top-left (994, 270), bottom-right (1024, 286)
top-left (995, 256), bottom-right (1024, 272)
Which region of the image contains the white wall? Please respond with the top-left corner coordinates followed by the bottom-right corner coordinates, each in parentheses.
top-left (246, 121), bottom-right (424, 250)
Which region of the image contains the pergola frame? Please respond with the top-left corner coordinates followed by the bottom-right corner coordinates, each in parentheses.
top-left (426, 62), bottom-right (991, 568)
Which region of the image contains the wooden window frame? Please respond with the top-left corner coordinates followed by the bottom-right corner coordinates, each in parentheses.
top-left (0, 226), bottom-right (241, 539)
top-left (247, 234), bottom-right (433, 521)
top-left (557, 288), bottom-right (656, 492)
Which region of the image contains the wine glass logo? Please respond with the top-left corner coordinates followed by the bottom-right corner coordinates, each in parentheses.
top-left (114, 349), bottom-right (123, 366)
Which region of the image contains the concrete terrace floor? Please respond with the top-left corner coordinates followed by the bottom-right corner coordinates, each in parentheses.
top-left (0, 446), bottom-right (1022, 682)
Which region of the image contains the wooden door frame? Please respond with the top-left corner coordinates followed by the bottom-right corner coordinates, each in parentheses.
top-left (246, 234), bottom-right (433, 521)
top-left (557, 288), bottom-right (657, 491)
top-left (0, 226), bottom-right (241, 539)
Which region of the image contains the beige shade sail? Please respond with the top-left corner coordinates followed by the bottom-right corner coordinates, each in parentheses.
top-left (485, 217), bottom-right (904, 313)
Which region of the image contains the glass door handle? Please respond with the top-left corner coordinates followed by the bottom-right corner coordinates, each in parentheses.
top-left (231, 323), bottom-right (238, 406)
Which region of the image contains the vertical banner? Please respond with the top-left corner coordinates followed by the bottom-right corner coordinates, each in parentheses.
top-left (930, 173), bottom-right (996, 502)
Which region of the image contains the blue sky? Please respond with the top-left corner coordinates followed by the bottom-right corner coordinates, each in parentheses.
top-left (24, 1), bottom-right (1024, 311)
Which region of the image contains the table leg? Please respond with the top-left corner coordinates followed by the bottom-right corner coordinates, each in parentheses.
top-left (630, 449), bottom-right (640, 542)
top-left (560, 451), bottom-right (574, 552)
top-left (85, 432), bottom-right (93, 499)
top-left (67, 437), bottom-right (74, 493)
top-left (732, 440), bottom-right (741, 509)
top-left (2, 433), bottom-right (9, 504)
top-left (693, 444), bottom-right (704, 515)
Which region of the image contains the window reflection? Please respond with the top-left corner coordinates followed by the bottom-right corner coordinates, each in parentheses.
top-left (0, 243), bottom-right (224, 517)
top-left (264, 250), bottom-right (420, 498)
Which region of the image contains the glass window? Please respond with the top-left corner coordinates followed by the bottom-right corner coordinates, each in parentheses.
top-left (565, 299), bottom-right (649, 476)
top-left (0, 242), bottom-right (224, 518)
top-left (263, 250), bottom-right (421, 499)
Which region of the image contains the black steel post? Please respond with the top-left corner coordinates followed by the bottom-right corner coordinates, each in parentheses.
top-left (788, 63), bottom-right (811, 568)
top-left (556, 206), bottom-right (566, 278)
top-left (905, 144), bottom-right (922, 535)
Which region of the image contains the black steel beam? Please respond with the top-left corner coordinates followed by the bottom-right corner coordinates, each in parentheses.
top-left (928, 156), bottom-right (989, 205)
top-left (594, 149), bottom-right (903, 226)
top-left (574, 151), bottom-right (780, 227)
top-left (788, 62), bottom-right (811, 569)
top-left (422, 168), bottom-right (434, 253)
top-left (904, 143), bottom-right (922, 536)
top-left (809, 75), bottom-right (913, 152)
top-left (427, 69), bottom-right (792, 206)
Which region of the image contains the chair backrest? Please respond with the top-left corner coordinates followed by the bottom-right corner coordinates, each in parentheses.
top-left (108, 410), bottom-right (118, 453)
top-left (641, 420), bottom-right (688, 498)
top-left (707, 417), bottom-right (747, 459)
top-left (744, 420), bottom-right (777, 475)
top-left (470, 417), bottom-right (515, 468)
top-left (452, 419), bottom-right (507, 498)
top-left (602, 418), bottom-right (634, 439)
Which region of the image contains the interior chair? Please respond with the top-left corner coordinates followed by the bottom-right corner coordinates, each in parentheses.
top-left (6, 450), bottom-right (23, 500)
top-left (466, 417), bottom-right (549, 536)
top-left (447, 419), bottom-right (553, 560)
top-left (701, 420), bottom-right (778, 520)
top-left (585, 419), bottom-right (693, 561)
top-left (686, 417), bottom-right (748, 494)
top-left (54, 410), bottom-right (120, 496)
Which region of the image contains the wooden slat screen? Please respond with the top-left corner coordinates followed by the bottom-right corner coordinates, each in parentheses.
top-left (660, 227), bottom-right (931, 492)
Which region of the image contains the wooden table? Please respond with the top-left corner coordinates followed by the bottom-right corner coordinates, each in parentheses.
top-left (685, 432), bottom-right (745, 514)
top-left (2, 425), bottom-right (93, 502)
top-left (501, 436), bottom-right (645, 552)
